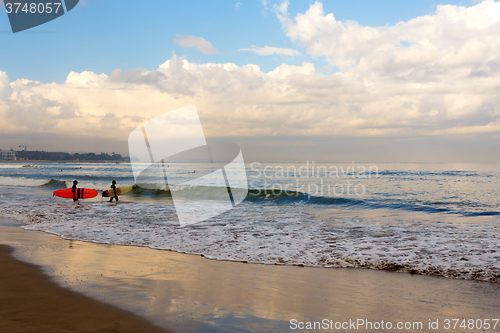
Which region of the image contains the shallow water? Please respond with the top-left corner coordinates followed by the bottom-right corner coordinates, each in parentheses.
top-left (1, 222), bottom-right (499, 333)
top-left (0, 162), bottom-right (499, 281)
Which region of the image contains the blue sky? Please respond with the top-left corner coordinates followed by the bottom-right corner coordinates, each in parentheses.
top-left (0, 0), bottom-right (477, 83)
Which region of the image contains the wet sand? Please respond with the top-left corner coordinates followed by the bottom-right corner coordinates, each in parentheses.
top-left (0, 244), bottom-right (170, 333)
top-left (1, 219), bottom-right (499, 332)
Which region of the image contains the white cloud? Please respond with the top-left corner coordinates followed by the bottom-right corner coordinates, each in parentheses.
top-left (235, 2), bottom-right (242, 9)
top-left (274, 0), bottom-right (500, 77)
top-left (173, 34), bottom-right (219, 54)
top-left (66, 71), bottom-right (108, 88)
top-left (261, 0), bottom-right (268, 10)
top-left (1, 50), bottom-right (500, 141)
top-left (240, 45), bottom-right (303, 56)
top-left (0, 72), bottom-right (13, 98)
top-left (1, 1), bottom-right (500, 145)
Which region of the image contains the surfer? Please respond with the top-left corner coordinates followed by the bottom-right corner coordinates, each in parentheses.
top-left (71, 180), bottom-right (80, 205)
top-left (109, 180), bottom-right (119, 202)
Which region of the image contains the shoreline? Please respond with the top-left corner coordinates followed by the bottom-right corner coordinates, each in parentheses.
top-left (19, 212), bottom-right (500, 284)
top-left (1, 219), bottom-right (499, 332)
top-left (29, 225), bottom-right (500, 284)
top-left (0, 243), bottom-right (171, 333)
top-left (0, 160), bottom-right (127, 164)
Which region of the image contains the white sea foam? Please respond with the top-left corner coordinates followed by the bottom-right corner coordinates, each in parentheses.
top-left (0, 164), bottom-right (27, 169)
top-left (0, 192), bottom-right (498, 282)
top-left (0, 176), bottom-right (50, 187)
top-left (2, 162), bottom-right (500, 282)
top-left (63, 181), bottom-right (136, 191)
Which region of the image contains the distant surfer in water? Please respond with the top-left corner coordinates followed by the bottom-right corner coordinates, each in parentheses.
top-left (71, 180), bottom-right (80, 205)
top-left (109, 180), bottom-right (119, 202)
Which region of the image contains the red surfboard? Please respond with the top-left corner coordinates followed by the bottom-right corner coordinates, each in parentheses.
top-left (53, 188), bottom-right (98, 199)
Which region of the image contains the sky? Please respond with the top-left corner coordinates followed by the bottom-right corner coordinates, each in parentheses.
top-left (1, 0), bottom-right (500, 162)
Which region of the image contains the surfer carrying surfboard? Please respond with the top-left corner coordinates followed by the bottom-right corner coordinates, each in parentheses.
top-left (101, 184), bottom-right (131, 201)
top-left (71, 180), bottom-right (80, 205)
top-left (109, 180), bottom-right (119, 202)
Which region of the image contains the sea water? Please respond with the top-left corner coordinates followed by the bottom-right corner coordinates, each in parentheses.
top-left (0, 162), bottom-right (499, 281)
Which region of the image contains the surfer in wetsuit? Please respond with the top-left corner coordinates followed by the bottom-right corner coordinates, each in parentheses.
top-left (109, 180), bottom-right (119, 202)
top-left (71, 180), bottom-right (80, 205)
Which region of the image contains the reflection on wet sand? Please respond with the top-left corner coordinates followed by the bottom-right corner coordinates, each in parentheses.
top-left (0, 221), bottom-right (499, 332)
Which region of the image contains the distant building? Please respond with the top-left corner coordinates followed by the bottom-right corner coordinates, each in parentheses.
top-left (14, 150), bottom-right (125, 161)
top-left (0, 150), bottom-right (17, 160)
top-left (17, 150), bottom-right (71, 161)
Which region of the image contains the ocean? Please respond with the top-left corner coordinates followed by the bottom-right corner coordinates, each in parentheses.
top-left (0, 161), bottom-right (499, 282)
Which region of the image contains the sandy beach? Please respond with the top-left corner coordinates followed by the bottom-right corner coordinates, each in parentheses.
top-left (0, 243), bottom-right (170, 333)
top-left (1, 218), bottom-right (499, 332)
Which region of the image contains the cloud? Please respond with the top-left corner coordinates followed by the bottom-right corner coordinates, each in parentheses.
top-left (240, 45), bottom-right (303, 56)
top-left (1, 1), bottom-right (500, 152)
top-left (1, 48), bottom-right (500, 143)
top-left (235, 2), bottom-right (242, 9)
top-left (0, 72), bottom-right (13, 98)
top-left (274, 0), bottom-right (500, 77)
top-left (173, 34), bottom-right (219, 54)
top-left (261, 0), bottom-right (268, 10)
top-left (5, 93), bottom-right (78, 131)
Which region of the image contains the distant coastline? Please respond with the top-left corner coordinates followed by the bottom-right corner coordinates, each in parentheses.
top-left (0, 160), bottom-right (128, 164)
top-left (0, 150), bottom-right (129, 163)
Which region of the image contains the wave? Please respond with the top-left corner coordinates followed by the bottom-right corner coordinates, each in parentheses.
top-left (246, 189), bottom-right (362, 205)
top-left (0, 177), bottom-right (115, 190)
top-left (4, 201), bottom-right (497, 283)
top-left (46, 179), bottom-right (67, 187)
top-left (1, 175), bottom-right (499, 216)
top-left (0, 177), bottom-right (130, 192)
top-left (245, 188), bottom-right (414, 209)
top-left (1, 179), bottom-right (499, 283)
top-left (377, 170), bottom-right (493, 178)
top-left (0, 164), bottom-right (27, 169)
top-left (246, 189), bottom-right (500, 216)
top-left (463, 211), bottom-right (500, 217)
top-left (0, 176), bottom-right (52, 187)
top-left (128, 184), bottom-right (173, 198)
